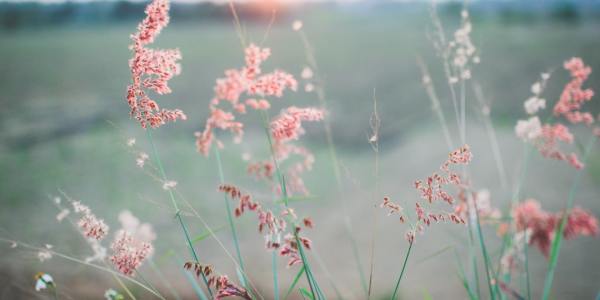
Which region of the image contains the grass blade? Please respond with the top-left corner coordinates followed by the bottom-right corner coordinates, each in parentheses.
top-left (260, 110), bottom-right (322, 299)
top-left (390, 241), bottom-right (413, 300)
top-left (284, 265), bottom-right (306, 300)
top-left (272, 251), bottom-right (280, 300)
top-left (454, 250), bottom-right (477, 300)
top-left (542, 137), bottom-right (597, 300)
top-left (146, 129), bottom-right (213, 297)
top-left (214, 146), bottom-right (249, 289)
top-left (471, 197), bottom-right (500, 300)
top-left (173, 253), bottom-right (208, 300)
top-left (300, 288), bottom-right (315, 300)
top-left (192, 224), bottom-right (227, 244)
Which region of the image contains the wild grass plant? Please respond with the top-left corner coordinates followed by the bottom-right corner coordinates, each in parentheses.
top-left (2, 1), bottom-right (598, 299)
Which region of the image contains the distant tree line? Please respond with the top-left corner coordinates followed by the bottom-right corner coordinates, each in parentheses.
top-left (0, 1), bottom-right (290, 30)
top-left (0, 0), bottom-right (599, 30)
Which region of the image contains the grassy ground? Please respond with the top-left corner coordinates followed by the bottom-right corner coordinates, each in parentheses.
top-left (0, 6), bottom-right (599, 299)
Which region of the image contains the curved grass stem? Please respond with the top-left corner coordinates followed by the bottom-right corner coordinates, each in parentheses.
top-left (146, 129), bottom-right (213, 299)
top-left (297, 28), bottom-right (367, 297)
top-left (214, 146), bottom-right (249, 290)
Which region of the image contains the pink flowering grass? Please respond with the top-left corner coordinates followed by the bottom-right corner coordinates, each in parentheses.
top-left (195, 43), bottom-right (298, 156)
top-left (126, 0), bottom-right (186, 128)
top-left (516, 57), bottom-right (597, 169)
top-left (4, 2), bottom-right (600, 300)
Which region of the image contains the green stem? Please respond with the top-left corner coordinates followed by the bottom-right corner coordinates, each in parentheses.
top-left (109, 264), bottom-right (137, 300)
top-left (285, 265), bottom-right (305, 300)
top-left (473, 201), bottom-right (498, 300)
top-left (299, 31), bottom-right (367, 295)
top-left (173, 253), bottom-right (209, 300)
top-left (524, 237), bottom-right (531, 300)
top-left (466, 223), bottom-right (482, 299)
top-left (295, 233), bottom-right (318, 300)
top-left (272, 251), bottom-right (280, 300)
top-left (541, 137), bottom-right (596, 300)
top-left (454, 250), bottom-right (478, 300)
top-left (214, 146), bottom-right (248, 288)
top-left (146, 129), bottom-right (213, 298)
top-left (259, 110), bottom-right (321, 299)
top-left (390, 241), bottom-right (413, 300)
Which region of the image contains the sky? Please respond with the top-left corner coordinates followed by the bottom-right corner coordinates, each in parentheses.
top-left (0, 0), bottom-right (442, 3)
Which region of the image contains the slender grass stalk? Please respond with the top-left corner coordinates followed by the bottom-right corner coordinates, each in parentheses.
top-left (114, 127), bottom-right (259, 298)
top-left (512, 144), bottom-right (534, 207)
top-left (0, 238), bottom-right (165, 300)
top-left (496, 143), bottom-right (534, 296)
top-left (428, 2), bottom-right (461, 133)
top-left (148, 259), bottom-right (183, 300)
top-left (172, 184), bottom-right (264, 299)
top-left (460, 72), bottom-right (467, 144)
top-left (272, 251), bottom-right (280, 300)
top-left (466, 221), bottom-right (482, 299)
top-left (472, 196), bottom-right (498, 300)
top-left (415, 245), bottom-right (453, 265)
top-left (390, 241), bottom-right (413, 300)
top-left (472, 82), bottom-right (508, 189)
top-left (259, 111), bottom-right (322, 300)
top-left (541, 137), bottom-right (597, 300)
top-left (175, 211), bottom-right (212, 299)
top-left (295, 230), bottom-right (319, 300)
top-left (54, 191), bottom-right (138, 300)
top-left (429, 7), bottom-right (491, 299)
top-left (493, 231), bottom-right (510, 288)
top-left (214, 146), bottom-right (248, 289)
top-left (460, 94), bottom-right (495, 300)
top-left (173, 253), bottom-right (209, 300)
top-left (367, 89), bottom-right (381, 299)
top-left (416, 56), bottom-right (454, 152)
top-left (227, 0), bottom-right (246, 48)
top-left (310, 247), bottom-right (344, 299)
top-left (299, 288), bottom-right (315, 300)
top-left (260, 9), bottom-right (277, 47)
top-left (135, 270), bottom-right (164, 299)
top-left (454, 250), bottom-right (478, 300)
top-left (347, 221), bottom-right (368, 296)
top-left (146, 129), bottom-right (213, 298)
top-left (296, 233), bottom-right (325, 300)
top-left (524, 236), bottom-right (531, 300)
top-left (297, 27), bottom-right (368, 297)
top-left (112, 264), bottom-right (137, 300)
top-left (495, 114), bottom-right (552, 299)
top-left (285, 265), bottom-right (306, 300)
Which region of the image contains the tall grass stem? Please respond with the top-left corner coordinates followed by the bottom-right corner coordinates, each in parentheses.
top-left (541, 137), bottom-right (597, 300)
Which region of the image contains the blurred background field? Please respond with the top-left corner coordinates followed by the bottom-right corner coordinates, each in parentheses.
top-left (1, 1), bottom-right (600, 299)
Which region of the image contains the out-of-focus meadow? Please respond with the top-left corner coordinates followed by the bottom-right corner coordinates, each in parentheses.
top-left (1, 1), bottom-right (600, 299)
